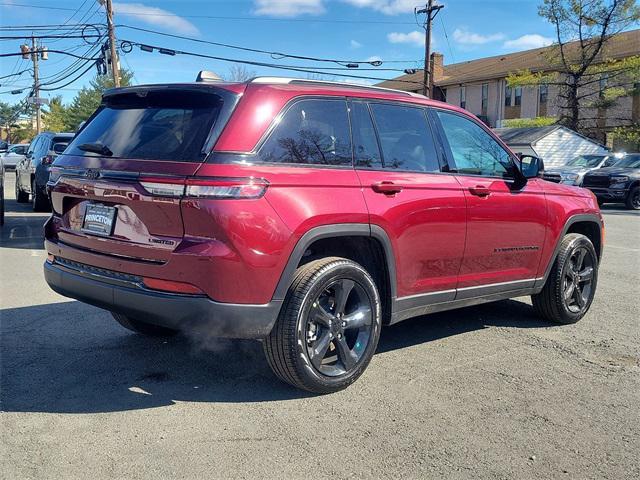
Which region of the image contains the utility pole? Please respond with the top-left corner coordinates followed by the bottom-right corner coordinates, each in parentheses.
top-left (105, 0), bottom-right (121, 87)
top-left (20, 38), bottom-right (48, 134)
top-left (31, 36), bottom-right (41, 134)
top-left (416, 0), bottom-right (443, 97)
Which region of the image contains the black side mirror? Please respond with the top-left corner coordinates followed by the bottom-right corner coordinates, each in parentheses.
top-left (519, 155), bottom-right (544, 179)
top-left (52, 143), bottom-right (67, 155)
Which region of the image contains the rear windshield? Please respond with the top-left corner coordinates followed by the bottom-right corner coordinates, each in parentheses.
top-left (65, 90), bottom-right (224, 161)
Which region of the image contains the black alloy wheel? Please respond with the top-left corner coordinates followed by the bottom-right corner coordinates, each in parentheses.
top-left (264, 257), bottom-right (382, 393)
top-left (627, 186), bottom-right (640, 210)
top-left (562, 246), bottom-right (595, 314)
top-left (305, 278), bottom-right (374, 377)
top-left (532, 233), bottom-right (598, 324)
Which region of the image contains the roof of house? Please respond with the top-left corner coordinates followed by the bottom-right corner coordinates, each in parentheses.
top-left (494, 125), bottom-right (605, 148)
top-left (493, 126), bottom-right (562, 145)
top-left (378, 28), bottom-right (639, 90)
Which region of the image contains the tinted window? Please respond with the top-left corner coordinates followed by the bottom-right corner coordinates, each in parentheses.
top-left (351, 101), bottom-right (382, 169)
top-left (566, 155), bottom-right (607, 167)
top-left (259, 99), bottom-right (352, 166)
top-left (66, 90), bottom-right (224, 161)
top-left (370, 103), bottom-right (439, 172)
top-left (436, 110), bottom-right (513, 177)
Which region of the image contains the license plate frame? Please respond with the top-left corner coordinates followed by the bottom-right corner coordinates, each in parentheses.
top-left (81, 204), bottom-right (117, 237)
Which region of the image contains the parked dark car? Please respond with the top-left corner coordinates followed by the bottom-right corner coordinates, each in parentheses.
top-left (0, 154), bottom-right (4, 226)
top-left (44, 77), bottom-right (603, 393)
top-left (15, 132), bottom-right (73, 211)
top-left (544, 153), bottom-right (618, 185)
top-left (582, 154), bottom-right (640, 210)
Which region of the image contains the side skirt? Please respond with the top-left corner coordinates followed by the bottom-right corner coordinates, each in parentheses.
top-left (390, 283), bottom-right (543, 325)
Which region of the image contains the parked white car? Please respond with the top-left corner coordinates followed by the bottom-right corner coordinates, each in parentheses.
top-left (1, 143), bottom-right (29, 169)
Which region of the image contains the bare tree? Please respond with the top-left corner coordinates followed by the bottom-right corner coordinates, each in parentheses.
top-left (508, 0), bottom-right (640, 137)
top-left (226, 65), bottom-right (257, 82)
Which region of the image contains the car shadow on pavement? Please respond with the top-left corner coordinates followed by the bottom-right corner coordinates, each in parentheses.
top-left (0, 195), bottom-right (48, 250)
top-left (1, 298), bottom-right (552, 414)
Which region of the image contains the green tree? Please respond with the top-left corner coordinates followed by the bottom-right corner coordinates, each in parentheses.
top-left (0, 101), bottom-right (26, 143)
top-left (42, 96), bottom-right (68, 132)
top-left (507, 0), bottom-right (640, 136)
top-left (65, 70), bottom-right (134, 130)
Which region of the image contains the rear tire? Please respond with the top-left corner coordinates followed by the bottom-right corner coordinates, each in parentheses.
top-left (0, 184), bottom-right (4, 226)
top-left (32, 180), bottom-right (49, 212)
top-left (532, 233), bottom-right (598, 324)
top-left (625, 185), bottom-right (640, 210)
top-left (15, 177), bottom-right (28, 203)
top-left (111, 312), bottom-right (179, 337)
top-left (264, 257), bottom-right (382, 394)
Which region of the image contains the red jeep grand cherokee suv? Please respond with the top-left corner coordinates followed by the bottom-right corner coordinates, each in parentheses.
top-left (44, 77), bottom-right (603, 393)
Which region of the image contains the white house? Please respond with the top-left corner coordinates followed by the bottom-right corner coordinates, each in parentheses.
top-left (494, 126), bottom-right (608, 168)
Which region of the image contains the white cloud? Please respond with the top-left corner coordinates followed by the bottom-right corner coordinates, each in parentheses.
top-left (253, 0), bottom-right (325, 17)
top-left (366, 55), bottom-right (382, 63)
top-left (503, 34), bottom-right (554, 50)
top-left (342, 0), bottom-right (416, 15)
top-left (350, 39), bottom-right (363, 49)
top-left (113, 3), bottom-right (199, 35)
top-left (387, 31), bottom-right (425, 47)
top-left (452, 28), bottom-right (505, 45)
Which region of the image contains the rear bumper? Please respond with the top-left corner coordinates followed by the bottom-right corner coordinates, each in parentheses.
top-left (44, 261), bottom-right (281, 339)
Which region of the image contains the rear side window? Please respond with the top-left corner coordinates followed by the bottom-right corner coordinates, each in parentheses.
top-left (65, 90), bottom-right (224, 161)
top-left (258, 98), bottom-right (352, 166)
top-left (369, 103), bottom-right (440, 172)
top-left (351, 101), bottom-right (382, 169)
top-left (436, 110), bottom-right (512, 177)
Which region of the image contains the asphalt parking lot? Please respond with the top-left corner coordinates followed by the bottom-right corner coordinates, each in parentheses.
top-left (1, 170), bottom-right (639, 479)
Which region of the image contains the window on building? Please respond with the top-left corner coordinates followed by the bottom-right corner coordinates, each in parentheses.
top-left (481, 84), bottom-right (489, 115)
top-left (369, 103), bottom-right (440, 172)
top-left (539, 84), bottom-right (548, 104)
top-left (505, 85), bottom-right (512, 106)
top-left (514, 87), bottom-right (522, 106)
top-left (258, 99), bottom-right (352, 166)
top-left (599, 74), bottom-right (609, 97)
top-left (460, 86), bottom-right (466, 109)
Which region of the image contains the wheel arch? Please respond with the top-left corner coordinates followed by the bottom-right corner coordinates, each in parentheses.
top-left (271, 224), bottom-right (397, 323)
top-left (538, 214), bottom-right (603, 288)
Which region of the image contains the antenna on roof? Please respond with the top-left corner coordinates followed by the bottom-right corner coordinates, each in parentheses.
top-left (196, 70), bottom-right (223, 82)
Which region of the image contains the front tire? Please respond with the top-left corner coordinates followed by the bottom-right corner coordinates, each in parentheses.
top-left (111, 312), bottom-right (179, 337)
top-left (0, 184), bottom-right (4, 226)
top-left (532, 233), bottom-right (598, 324)
top-left (264, 257), bottom-right (382, 394)
top-left (32, 180), bottom-right (49, 212)
top-left (15, 177), bottom-right (28, 203)
top-left (626, 185), bottom-right (640, 210)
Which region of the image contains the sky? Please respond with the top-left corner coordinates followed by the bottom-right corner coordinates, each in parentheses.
top-left (0, 0), bottom-right (564, 104)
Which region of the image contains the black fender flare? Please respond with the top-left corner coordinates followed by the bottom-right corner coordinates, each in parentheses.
top-left (536, 213), bottom-right (603, 289)
top-left (271, 223), bottom-right (397, 301)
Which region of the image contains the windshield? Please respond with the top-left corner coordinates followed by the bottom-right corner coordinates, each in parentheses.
top-left (612, 155), bottom-right (640, 169)
top-left (65, 90), bottom-right (224, 161)
top-left (565, 155), bottom-right (607, 167)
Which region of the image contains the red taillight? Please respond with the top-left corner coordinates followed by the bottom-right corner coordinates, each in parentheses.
top-left (185, 177), bottom-right (268, 199)
top-left (142, 277), bottom-right (204, 295)
top-left (42, 155), bottom-right (55, 166)
top-left (138, 176), bottom-right (268, 199)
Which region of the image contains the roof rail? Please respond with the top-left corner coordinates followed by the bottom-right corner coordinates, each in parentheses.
top-left (249, 77), bottom-right (425, 98)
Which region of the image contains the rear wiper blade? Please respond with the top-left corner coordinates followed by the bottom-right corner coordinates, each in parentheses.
top-left (78, 142), bottom-right (113, 156)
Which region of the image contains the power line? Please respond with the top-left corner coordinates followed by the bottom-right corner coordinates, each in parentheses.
top-left (0, 49), bottom-right (101, 60)
top-left (0, 2), bottom-right (417, 24)
top-left (118, 24), bottom-right (419, 67)
top-left (122, 40), bottom-right (423, 85)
